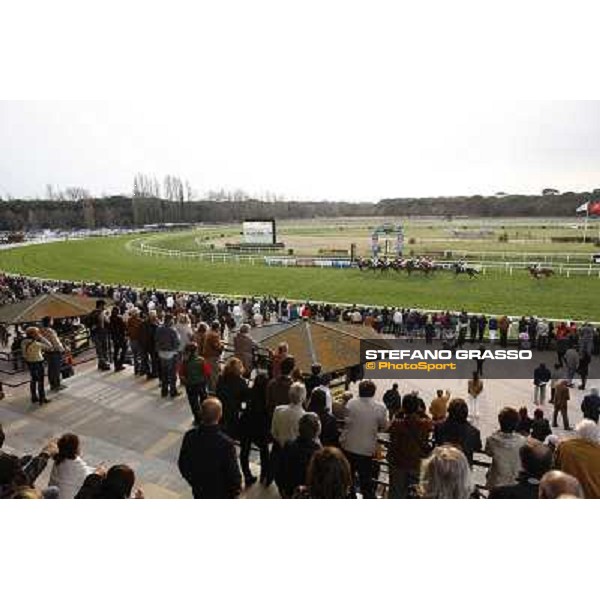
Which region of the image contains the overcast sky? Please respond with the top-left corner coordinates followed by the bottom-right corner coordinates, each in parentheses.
top-left (2, 2), bottom-right (600, 202)
top-left (2, 100), bottom-right (599, 203)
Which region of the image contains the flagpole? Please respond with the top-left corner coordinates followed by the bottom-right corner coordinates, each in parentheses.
top-left (583, 211), bottom-right (589, 243)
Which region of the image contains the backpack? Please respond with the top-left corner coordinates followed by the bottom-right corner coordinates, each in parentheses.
top-left (180, 357), bottom-right (210, 385)
top-left (22, 339), bottom-right (40, 363)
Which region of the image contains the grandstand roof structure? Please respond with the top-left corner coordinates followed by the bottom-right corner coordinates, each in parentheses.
top-left (257, 319), bottom-right (392, 375)
top-left (0, 293), bottom-right (102, 324)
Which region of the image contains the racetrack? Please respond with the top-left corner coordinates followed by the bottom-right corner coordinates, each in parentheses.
top-left (1, 233), bottom-right (599, 321)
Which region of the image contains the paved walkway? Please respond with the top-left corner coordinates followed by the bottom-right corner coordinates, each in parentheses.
top-left (0, 362), bottom-right (596, 498)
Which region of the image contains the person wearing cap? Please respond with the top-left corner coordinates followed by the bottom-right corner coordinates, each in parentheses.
top-left (21, 326), bottom-right (53, 404)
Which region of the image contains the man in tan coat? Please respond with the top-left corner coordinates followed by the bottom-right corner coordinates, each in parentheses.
top-left (552, 380), bottom-right (571, 430)
top-left (555, 420), bottom-right (600, 498)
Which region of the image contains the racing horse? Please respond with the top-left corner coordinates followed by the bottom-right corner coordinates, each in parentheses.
top-left (355, 257), bottom-right (392, 272)
top-left (527, 264), bottom-right (554, 279)
top-left (355, 257), bottom-right (373, 271)
top-left (453, 262), bottom-right (480, 278)
top-left (391, 257), bottom-right (438, 275)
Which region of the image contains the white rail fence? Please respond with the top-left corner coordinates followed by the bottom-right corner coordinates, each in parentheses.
top-left (128, 239), bottom-right (600, 277)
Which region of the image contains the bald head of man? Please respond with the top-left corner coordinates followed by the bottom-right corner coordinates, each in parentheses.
top-left (201, 397), bottom-right (223, 426)
top-left (539, 470), bottom-right (584, 499)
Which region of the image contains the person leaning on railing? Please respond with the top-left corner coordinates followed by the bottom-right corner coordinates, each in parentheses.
top-left (22, 326), bottom-right (53, 405)
top-left (40, 316), bottom-right (66, 393)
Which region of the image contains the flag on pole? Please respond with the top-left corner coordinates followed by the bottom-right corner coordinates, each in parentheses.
top-left (590, 201), bottom-right (600, 218)
top-left (575, 200), bottom-right (600, 217)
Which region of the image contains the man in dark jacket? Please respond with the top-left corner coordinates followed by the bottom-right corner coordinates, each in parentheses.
top-left (139, 313), bottom-right (159, 379)
top-left (178, 398), bottom-right (242, 499)
top-left (266, 356), bottom-right (295, 418)
top-left (89, 299), bottom-right (111, 371)
top-left (477, 315), bottom-right (487, 344)
top-left (530, 408), bottom-right (552, 442)
top-left (469, 314), bottom-right (478, 344)
top-left (276, 413), bottom-right (321, 498)
top-left (581, 388), bottom-right (600, 424)
top-left (533, 362), bottom-right (551, 406)
top-left (382, 383), bottom-right (402, 418)
top-left (488, 439), bottom-right (553, 499)
top-left (109, 307), bottom-right (128, 372)
top-left (155, 313), bottom-right (181, 398)
top-left (434, 398), bottom-right (482, 466)
top-left (577, 351), bottom-right (591, 391)
top-left (305, 363), bottom-right (323, 398)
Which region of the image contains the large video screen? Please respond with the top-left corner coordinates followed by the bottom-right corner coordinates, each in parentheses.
top-left (243, 220), bottom-right (275, 244)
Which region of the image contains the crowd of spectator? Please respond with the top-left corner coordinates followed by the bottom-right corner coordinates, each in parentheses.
top-left (2, 273), bottom-right (600, 352)
top-left (3, 370), bottom-right (600, 499)
top-left (1, 271), bottom-right (599, 500)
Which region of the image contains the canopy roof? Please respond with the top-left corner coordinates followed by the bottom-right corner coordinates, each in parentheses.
top-left (257, 319), bottom-right (392, 375)
top-left (0, 293), bottom-right (102, 324)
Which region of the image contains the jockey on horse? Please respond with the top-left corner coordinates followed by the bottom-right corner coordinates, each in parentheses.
top-left (454, 260), bottom-right (479, 278)
top-left (527, 263), bottom-right (554, 279)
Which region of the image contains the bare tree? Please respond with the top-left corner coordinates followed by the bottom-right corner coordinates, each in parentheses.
top-left (65, 187), bottom-right (91, 201)
top-left (133, 174), bottom-right (141, 197)
top-left (163, 175), bottom-right (172, 201)
top-left (177, 179), bottom-right (184, 204)
top-left (153, 176), bottom-right (161, 199)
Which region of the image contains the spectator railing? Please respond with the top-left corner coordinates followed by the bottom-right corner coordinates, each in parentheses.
top-left (373, 435), bottom-right (492, 498)
top-left (0, 328), bottom-right (95, 388)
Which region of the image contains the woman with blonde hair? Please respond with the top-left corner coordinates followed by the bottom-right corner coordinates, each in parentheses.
top-left (216, 357), bottom-right (249, 441)
top-left (419, 444), bottom-right (474, 499)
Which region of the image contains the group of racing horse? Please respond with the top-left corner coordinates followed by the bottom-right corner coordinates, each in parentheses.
top-left (354, 256), bottom-right (554, 279)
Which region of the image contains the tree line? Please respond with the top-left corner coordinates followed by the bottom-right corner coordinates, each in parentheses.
top-left (0, 191), bottom-right (597, 231)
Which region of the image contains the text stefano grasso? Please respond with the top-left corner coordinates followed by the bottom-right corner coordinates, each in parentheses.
top-left (363, 349), bottom-right (533, 361)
